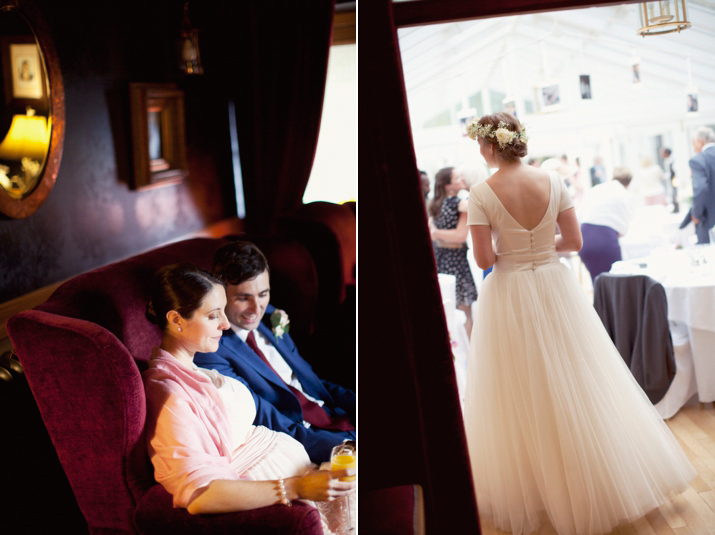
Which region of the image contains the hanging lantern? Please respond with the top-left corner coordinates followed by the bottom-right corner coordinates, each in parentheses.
top-left (179, 2), bottom-right (203, 74)
top-left (637, 0), bottom-right (691, 36)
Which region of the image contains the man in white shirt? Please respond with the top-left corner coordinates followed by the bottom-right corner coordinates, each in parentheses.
top-left (577, 167), bottom-right (636, 282)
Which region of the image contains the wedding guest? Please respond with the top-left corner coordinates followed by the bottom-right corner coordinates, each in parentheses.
top-left (577, 167), bottom-right (636, 281)
top-left (683, 127), bottom-right (715, 243)
top-left (634, 155), bottom-right (666, 205)
top-left (660, 148), bottom-right (679, 213)
top-left (589, 156), bottom-right (606, 187)
top-left (143, 263), bottom-right (354, 530)
top-left (420, 169), bottom-right (430, 203)
top-left (428, 166), bottom-right (478, 338)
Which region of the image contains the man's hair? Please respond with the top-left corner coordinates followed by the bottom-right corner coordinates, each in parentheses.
top-left (212, 240), bottom-right (270, 286)
top-left (662, 148), bottom-right (672, 157)
top-left (694, 126), bottom-right (715, 144)
top-left (612, 167), bottom-right (633, 188)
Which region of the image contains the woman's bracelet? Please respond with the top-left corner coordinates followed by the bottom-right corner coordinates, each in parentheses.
top-left (276, 477), bottom-right (292, 506)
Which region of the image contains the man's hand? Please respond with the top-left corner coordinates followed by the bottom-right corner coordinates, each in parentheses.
top-left (693, 216), bottom-right (701, 225)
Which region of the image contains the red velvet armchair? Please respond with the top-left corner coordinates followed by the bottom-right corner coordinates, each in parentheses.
top-left (7, 237), bottom-right (323, 535)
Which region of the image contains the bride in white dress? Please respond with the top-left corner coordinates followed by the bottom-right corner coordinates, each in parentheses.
top-left (463, 112), bottom-right (695, 535)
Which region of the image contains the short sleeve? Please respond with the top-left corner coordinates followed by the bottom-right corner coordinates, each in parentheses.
top-left (467, 184), bottom-right (490, 226)
top-left (555, 172), bottom-right (574, 212)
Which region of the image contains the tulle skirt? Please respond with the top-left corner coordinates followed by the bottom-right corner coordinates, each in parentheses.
top-left (464, 262), bottom-right (696, 535)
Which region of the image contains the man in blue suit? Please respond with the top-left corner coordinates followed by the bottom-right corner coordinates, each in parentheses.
top-left (684, 126), bottom-right (715, 244)
top-left (195, 241), bottom-right (355, 463)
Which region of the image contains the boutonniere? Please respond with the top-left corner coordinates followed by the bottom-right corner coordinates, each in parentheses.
top-left (271, 310), bottom-right (290, 339)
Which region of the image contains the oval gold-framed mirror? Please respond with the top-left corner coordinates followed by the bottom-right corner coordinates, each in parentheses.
top-left (0, 0), bottom-right (64, 218)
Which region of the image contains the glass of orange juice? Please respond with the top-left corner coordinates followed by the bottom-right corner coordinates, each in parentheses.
top-left (331, 442), bottom-right (356, 481)
top-left (331, 441), bottom-right (356, 532)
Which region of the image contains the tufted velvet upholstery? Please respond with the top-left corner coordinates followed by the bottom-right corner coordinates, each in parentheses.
top-left (7, 236), bottom-right (323, 535)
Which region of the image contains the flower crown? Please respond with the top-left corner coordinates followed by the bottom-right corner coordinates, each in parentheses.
top-left (466, 120), bottom-right (529, 149)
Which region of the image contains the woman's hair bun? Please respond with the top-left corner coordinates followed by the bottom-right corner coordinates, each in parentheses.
top-left (145, 301), bottom-right (159, 324)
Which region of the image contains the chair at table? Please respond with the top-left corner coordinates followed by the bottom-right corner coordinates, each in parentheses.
top-left (593, 273), bottom-right (676, 404)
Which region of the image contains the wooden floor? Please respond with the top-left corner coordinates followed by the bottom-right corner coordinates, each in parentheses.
top-left (479, 401), bottom-right (715, 535)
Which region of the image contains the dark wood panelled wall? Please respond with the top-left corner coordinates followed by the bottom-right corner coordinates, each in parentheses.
top-left (0, 0), bottom-right (238, 306)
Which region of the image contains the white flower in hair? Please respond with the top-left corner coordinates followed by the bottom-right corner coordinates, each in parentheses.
top-left (467, 118), bottom-right (529, 147)
top-left (466, 120), bottom-right (492, 141)
top-left (494, 128), bottom-right (516, 148)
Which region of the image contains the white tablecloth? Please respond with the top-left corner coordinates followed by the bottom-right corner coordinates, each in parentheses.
top-left (610, 245), bottom-right (715, 417)
top-left (618, 205), bottom-right (694, 261)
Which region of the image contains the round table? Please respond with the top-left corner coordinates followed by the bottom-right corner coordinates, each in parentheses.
top-left (611, 245), bottom-right (715, 418)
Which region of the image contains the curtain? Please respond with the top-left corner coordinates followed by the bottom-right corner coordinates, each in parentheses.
top-left (220, 0), bottom-right (335, 233)
top-left (359, 1), bottom-right (481, 532)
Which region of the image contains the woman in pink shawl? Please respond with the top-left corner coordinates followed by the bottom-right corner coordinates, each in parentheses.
top-left (143, 263), bottom-right (354, 530)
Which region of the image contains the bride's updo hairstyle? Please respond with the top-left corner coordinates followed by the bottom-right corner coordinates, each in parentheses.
top-left (146, 262), bottom-right (224, 330)
top-left (473, 112), bottom-right (528, 163)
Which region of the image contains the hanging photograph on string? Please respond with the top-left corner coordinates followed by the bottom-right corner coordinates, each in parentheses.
top-left (686, 87), bottom-right (698, 114)
top-left (579, 75), bottom-right (592, 99)
top-left (631, 57), bottom-right (641, 85)
top-left (537, 82), bottom-right (561, 112)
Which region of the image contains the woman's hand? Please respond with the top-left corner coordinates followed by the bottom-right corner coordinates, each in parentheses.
top-left (288, 469), bottom-right (356, 502)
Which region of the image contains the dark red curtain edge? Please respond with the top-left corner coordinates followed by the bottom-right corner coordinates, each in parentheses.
top-left (359, 0), bottom-right (481, 532)
top-left (231, 0), bottom-right (336, 234)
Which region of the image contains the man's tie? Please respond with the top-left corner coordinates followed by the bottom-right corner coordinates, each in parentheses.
top-left (245, 331), bottom-right (353, 431)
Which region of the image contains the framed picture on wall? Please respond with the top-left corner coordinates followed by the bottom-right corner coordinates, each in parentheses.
top-left (1, 37), bottom-right (47, 105)
top-left (129, 83), bottom-right (188, 190)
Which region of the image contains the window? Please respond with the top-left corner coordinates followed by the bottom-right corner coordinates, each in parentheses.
top-left (302, 43), bottom-right (356, 204)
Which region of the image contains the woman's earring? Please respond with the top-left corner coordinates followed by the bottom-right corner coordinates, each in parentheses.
top-left (178, 326), bottom-right (183, 332)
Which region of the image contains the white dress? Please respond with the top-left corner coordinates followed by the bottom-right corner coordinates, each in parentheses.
top-left (144, 349), bottom-right (350, 535)
top-left (464, 172), bottom-right (695, 535)
top-left (197, 366), bottom-right (352, 535)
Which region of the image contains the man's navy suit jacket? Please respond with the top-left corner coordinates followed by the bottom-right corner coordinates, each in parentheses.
top-left (195, 304), bottom-right (355, 463)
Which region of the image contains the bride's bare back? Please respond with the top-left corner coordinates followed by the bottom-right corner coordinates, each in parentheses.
top-left (485, 165), bottom-right (552, 231)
